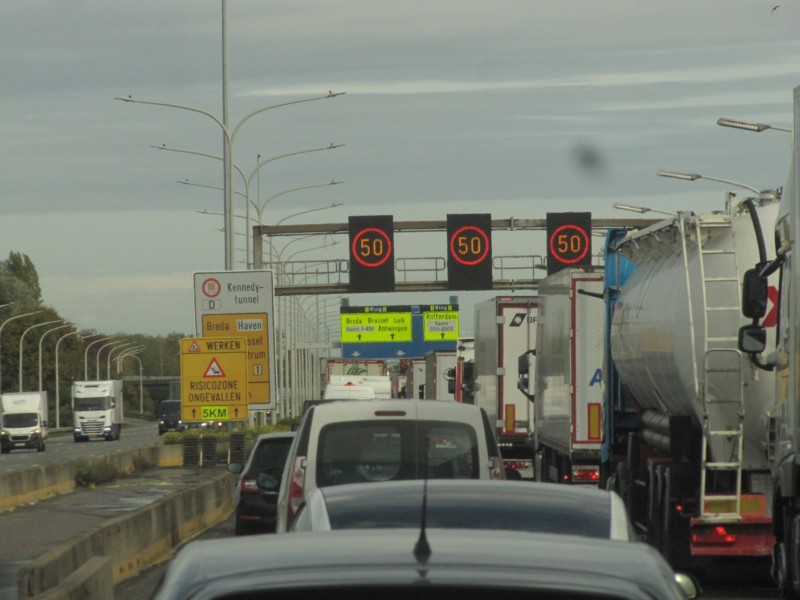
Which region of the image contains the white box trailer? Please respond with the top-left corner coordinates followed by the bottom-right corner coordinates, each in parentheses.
top-left (533, 267), bottom-right (604, 484)
top-left (407, 359), bottom-right (426, 399)
top-left (473, 296), bottom-right (539, 475)
top-left (424, 350), bottom-right (457, 400)
top-left (325, 359), bottom-right (387, 381)
top-left (0, 391), bottom-right (48, 453)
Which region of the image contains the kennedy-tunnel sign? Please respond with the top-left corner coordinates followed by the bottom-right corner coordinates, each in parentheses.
top-left (193, 270), bottom-right (276, 411)
top-left (180, 337), bottom-right (249, 423)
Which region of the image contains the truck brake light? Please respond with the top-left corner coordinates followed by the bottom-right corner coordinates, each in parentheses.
top-left (692, 526), bottom-right (737, 546)
top-left (572, 467), bottom-right (600, 483)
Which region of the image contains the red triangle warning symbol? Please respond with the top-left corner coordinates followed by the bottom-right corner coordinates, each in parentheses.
top-left (189, 342), bottom-right (201, 353)
top-left (204, 358), bottom-right (226, 378)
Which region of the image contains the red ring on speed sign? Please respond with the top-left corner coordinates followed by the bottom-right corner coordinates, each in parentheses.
top-left (351, 228), bottom-right (393, 268)
top-left (449, 225), bottom-right (490, 266)
top-left (201, 278), bottom-right (222, 298)
top-left (549, 224), bottom-right (590, 264)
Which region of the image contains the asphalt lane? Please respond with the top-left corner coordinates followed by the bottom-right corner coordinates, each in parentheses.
top-left (0, 465), bottom-right (222, 600)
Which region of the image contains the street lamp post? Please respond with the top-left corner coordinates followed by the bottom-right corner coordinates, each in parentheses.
top-left (613, 203), bottom-right (677, 217)
top-left (160, 143), bottom-right (343, 264)
top-left (55, 331), bottom-right (96, 428)
top-left (95, 340), bottom-right (128, 380)
top-left (107, 343), bottom-right (138, 379)
top-left (657, 169), bottom-right (761, 195)
top-left (0, 310), bottom-right (41, 392)
top-left (84, 337), bottom-right (110, 380)
top-left (717, 117), bottom-right (792, 133)
top-left (38, 323), bottom-right (72, 391)
top-left (116, 92), bottom-right (345, 270)
top-left (118, 349), bottom-right (144, 413)
top-left (18, 319), bottom-right (62, 392)
top-left (110, 344), bottom-right (143, 379)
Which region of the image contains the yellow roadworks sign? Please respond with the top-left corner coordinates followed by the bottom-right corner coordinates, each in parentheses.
top-left (180, 337), bottom-right (248, 422)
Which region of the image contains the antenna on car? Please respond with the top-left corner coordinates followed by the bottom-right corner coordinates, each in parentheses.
top-left (414, 427), bottom-right (432, 563)
top-left (413, 477), bottom-right (432, 562)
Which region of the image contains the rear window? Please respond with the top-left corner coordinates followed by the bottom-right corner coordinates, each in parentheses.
top-left (247, 439), bottom-right (292, 477)
top-left (316, 420), bottom-right (479, 486)
top-left (325, 488), bottom-right (612, 538)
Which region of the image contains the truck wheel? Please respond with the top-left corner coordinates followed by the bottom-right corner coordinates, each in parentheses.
top-left (0, 446), bottom-right (9, 454)
top-left (779, 513), bottom-right (800, 599)
top-left (38, 440), bottom-right (45, 452)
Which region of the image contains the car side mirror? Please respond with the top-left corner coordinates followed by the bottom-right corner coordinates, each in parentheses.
top-left (741, 268), bottom-right (768, 319)
top-left (227, 463), bottom-right (244, 476)
top-left (738, 324), bottom-right (767, 354)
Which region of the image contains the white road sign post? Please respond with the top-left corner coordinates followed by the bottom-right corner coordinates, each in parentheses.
top-left (193, 270), bottom-right (277, 411)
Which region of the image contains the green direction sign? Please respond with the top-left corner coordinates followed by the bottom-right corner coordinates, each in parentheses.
top-left (423, 307), bottom-right (460, 341)
top-left (340, 307), bottom-right (413, 343)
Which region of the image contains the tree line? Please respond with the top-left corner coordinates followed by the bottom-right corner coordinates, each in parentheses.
top-left (0, 252), bottom-right (186, 424)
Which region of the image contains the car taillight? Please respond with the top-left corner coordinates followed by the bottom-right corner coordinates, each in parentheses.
top-left (239, 476), bottom-right (259, 494)
top-left (288, 456), bottom-right (306, 516)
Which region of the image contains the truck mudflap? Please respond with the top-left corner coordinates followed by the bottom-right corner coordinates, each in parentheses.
top-left (689, 494), bottom-right (774, 557)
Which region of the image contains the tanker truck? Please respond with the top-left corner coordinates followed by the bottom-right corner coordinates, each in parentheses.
top-left (736, 85), bottom-right (800, 598)
top-left (601, 189), bottom-right (780, 572)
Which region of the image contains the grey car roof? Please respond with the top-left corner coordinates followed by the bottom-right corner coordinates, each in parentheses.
top-left (151, 529), bottom-right (683, 600)
top-left (302, 479), bottom-right (632, 539)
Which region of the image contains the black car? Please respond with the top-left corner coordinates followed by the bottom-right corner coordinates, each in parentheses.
top-left (157, 400), bottom-right (184, 435)
top-left (227, 432), bottom-right (295, 535)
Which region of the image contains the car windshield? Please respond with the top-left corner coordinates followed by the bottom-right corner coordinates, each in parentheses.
top-left (248, 439), bottom-right (292, 477)
top-left (3, 413), bottom-right (38, 428)
top-left (160, 401), bottom-right (181, 418)
top-left (74, 397), bottom-right (109, 411)
top-left (316, 420), bottom-right (478, 486)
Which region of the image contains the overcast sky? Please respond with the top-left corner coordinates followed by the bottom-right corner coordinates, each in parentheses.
top-left (1, 1), bottom-right (798, 337)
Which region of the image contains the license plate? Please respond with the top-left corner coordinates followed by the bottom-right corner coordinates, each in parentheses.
top-left (14, 442), bottom-right (25, 448)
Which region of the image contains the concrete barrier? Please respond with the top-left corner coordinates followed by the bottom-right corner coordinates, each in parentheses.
top-left (18, 466), bottom-right (235, 599)
top-left (30, 557), bottom-right (113, 600)
top-left (0, 443), bottom-right (185, 511)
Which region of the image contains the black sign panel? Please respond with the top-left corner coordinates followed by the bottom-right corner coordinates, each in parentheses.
top-left (446, 213), bottom-right (493, 290)
top-left (348, 215), bottom-right (395, 292)
top-left (546, 212), bottom-right (592, 275)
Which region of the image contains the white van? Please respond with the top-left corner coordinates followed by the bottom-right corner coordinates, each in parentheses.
top-left (275, 399), bottom-right (505, 532)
